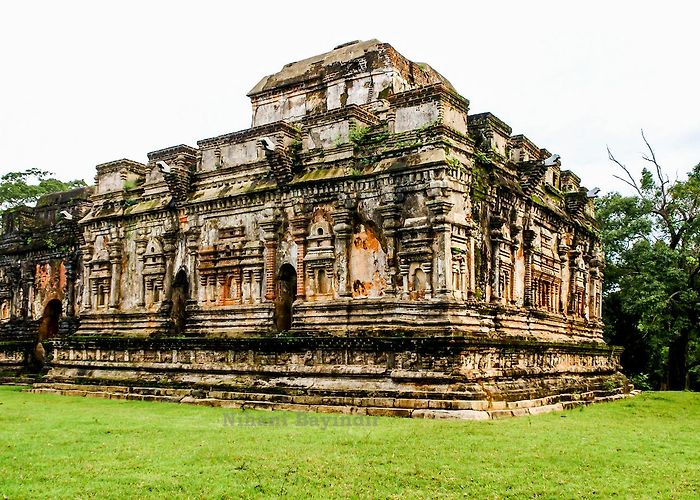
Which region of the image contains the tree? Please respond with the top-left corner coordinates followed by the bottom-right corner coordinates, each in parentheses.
top-left (0, 168), bottom-right (86, 212)
top-left (597, 132), bottom-right (700, 390)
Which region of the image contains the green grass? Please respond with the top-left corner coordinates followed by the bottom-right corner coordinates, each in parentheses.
top-left (0, 387), bottom-right (698, 499)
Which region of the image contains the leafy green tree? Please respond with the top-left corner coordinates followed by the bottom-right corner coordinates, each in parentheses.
top-left (0, 168), bottom-right (86, 212)
top-left (597, 133), bottom-right (700, 390)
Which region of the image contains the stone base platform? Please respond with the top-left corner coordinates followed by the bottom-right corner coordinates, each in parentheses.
top-left (23, 334), bottom-right (632, 419)
top-left (27, 382), bottom-right (638, 420)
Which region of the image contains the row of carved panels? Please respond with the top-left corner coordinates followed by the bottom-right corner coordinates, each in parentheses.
top-left (53, 347), bottom-right (617, 371)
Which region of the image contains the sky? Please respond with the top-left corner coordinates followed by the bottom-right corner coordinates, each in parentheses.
top-left (1, 0), bottom-right (698, 193)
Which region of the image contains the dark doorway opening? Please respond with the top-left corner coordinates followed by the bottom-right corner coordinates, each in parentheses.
top-left (171, 270), bottom-right (189, 335)
top-left (275, 264), bottom-right (296, 331)
top-left (32, 299), bottom-right (62, 370)
top-left (38, 299), bottom-right (61, 341)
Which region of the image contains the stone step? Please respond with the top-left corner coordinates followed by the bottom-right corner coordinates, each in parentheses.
top-left (29, 383), bottom-right (490, 410)
top-left (1, 376), bottom-right (40, 385)
top-left (25, 382), bottom-right (638, 419)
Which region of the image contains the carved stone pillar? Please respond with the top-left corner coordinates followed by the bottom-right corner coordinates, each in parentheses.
top-left (243, 269), bottom-right (252, 303)
top-left (582, 253), bottom-right (592, 320)
top-left (523, 229), bottom-right (536, 307)
top-left (426, 179), bottom-right (454, 297)
top-left (233, 267), bottom-right (242, 302)
top-left (386, 108), bottom-right (396, 134)
top-left (19, 262), bottom-right (35, 320)
top-left (489, 215), bottom-right (506, 304)
top-left (588, 268), bottom-right (599, 319)
top-left (558, 243), bottom-right (570, 313)
top-left (208, 276), bottom-right (216, 303)
top-left (379, 196), bottom-right (401, 296)
top-left (260, 214), bottom-right (279, 301)
top-left (290, 213), bottom-right (309, 300)
top-left (186, 228), bottom-right (199, 301)
top-left (162, 232), bottom-right (177, 303)
top-left (64, 258), bottom-right (76, 317)
top-left (252, 268), bottom-right (262, 303)
top-left (135, 238), bottom-right (148, 307)
top-left (465, 221), bottom-right (477, 300)
top-left (217, 274), bottom-right (226, 303)
top-left (332, 199), bottom-right (354, 297)
top-left (107, 242), bottom-right (122, 310)
top-left (490, 237), bottom-right (502, 303)
top-left (80, 245), bottom-right (93, 310)
top-left (567, 248), bottom-right (581, 315)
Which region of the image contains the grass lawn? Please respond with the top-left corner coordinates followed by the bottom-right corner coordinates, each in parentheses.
top-left (0, 387), bottom-right (698, 499)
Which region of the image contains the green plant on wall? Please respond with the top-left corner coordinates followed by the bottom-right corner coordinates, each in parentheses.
top-left (349, 126), bottom-right (370, 145)
top-left (471, 163), bottom-right (490, 202)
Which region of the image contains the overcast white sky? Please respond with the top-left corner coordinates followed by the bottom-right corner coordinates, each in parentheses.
top-left (1, 1), bottom-right (698, 193)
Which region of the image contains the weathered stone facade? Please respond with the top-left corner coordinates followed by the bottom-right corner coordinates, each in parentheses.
top-left (2, 40), bottom-right (629, 417)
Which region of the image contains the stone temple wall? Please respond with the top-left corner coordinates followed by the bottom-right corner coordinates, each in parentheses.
top-left (1, 40), bottom-right (629, 417)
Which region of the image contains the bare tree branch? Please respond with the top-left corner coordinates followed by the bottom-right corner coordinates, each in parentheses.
top-left (608, 141), bottom-right (680, 248)
top-left (641, 129), bottom-right (669, 204)
top-left (608, 146), bottom-right (643, 196)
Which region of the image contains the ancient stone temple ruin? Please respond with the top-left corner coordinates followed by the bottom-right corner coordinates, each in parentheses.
top-left (0, 40), bottom-right (629, 418)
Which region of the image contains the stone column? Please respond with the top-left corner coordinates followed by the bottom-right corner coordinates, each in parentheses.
top-left (488, 215), bottom-right (507, 304)
top-left (490, 240), bottom-right (501, 303)
top-left (465, 222), bottom-right (477, 300)
top-left (582, 253), bottom-right (592, 320)
top-left (260, 215), bottom-right (279, 301)
top-left (426, 179), bottom-right (454, 298)
top-left (557, 243), bottom-right (570, 313)
top-left (567, 248), bottom-right (581, 315)
top-left (252, 268), bottom-right (262, 303)
top-left (378, 195), bottom-right (401, 296)
top-left (186, 228), bottom-right (200, 302)
top-left (594, 269), bottom-right (604, 318)
top-left (6, 267), bottom-right (20, 319)
top-left (162, 232), bottom-right (177, 303)
top-left (80, 244), bottom-right (93, 310)
top-left (19, 262), bottom-right (35, 320)
top-left (233, 267), bottom-right (242, 302)
top-left (217, 274), bottom-right (226, 304)
top-left (242, 269), bottom-right (252, 303)
top-left (135, 239), bottom-right (147, 307)
top-left (290, 213), bottom-right (309, 300)
top-left (64, 258), bottom-right (76, 317)
top-left (399, 262), bottom-right (409, 299)
top-left (332, 199), bottom-right (354, 297)
top-left (107, 241), bottom-right (122, 310)
top-left (386, 108), bottom-right (396, 134)
top-left (523, 229), bottom-right (536, 308)
top-left (208, 276), bottom-right (216, 303)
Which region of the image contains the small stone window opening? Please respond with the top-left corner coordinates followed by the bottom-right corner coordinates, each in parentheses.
top-left (412, 269), bottom-right (427, 299)
top-left (97, 284), bottom-right (108, 307)
top-left (226, 275), bottom-right (237, 300)
top-left (317, 269), bottom-right (329, 294)
top-left (453, 267), bottom-right (462, 292)
top-left (0, 301), bottom-right (9, 319)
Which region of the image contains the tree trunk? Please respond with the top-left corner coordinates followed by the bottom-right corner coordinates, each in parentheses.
top-left (667, 331), bottom-right (689, 390)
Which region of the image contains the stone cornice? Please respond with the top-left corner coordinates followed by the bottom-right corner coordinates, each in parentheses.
top-left (95, 159), bottom-right (147, 176)
top-left (468, 112), bottom-right (512, 136)
top-left (197, 122), bottom-right (300, 149)
top-left (147, 144), bottom-right (198, 162)
top-left (389, 83), bottom-right (470, 113)
top-left (300, 104), bottom-right (380, 128)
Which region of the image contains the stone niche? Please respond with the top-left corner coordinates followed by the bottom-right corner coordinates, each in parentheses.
top-left (5, 40), bottom-right (631, 417)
